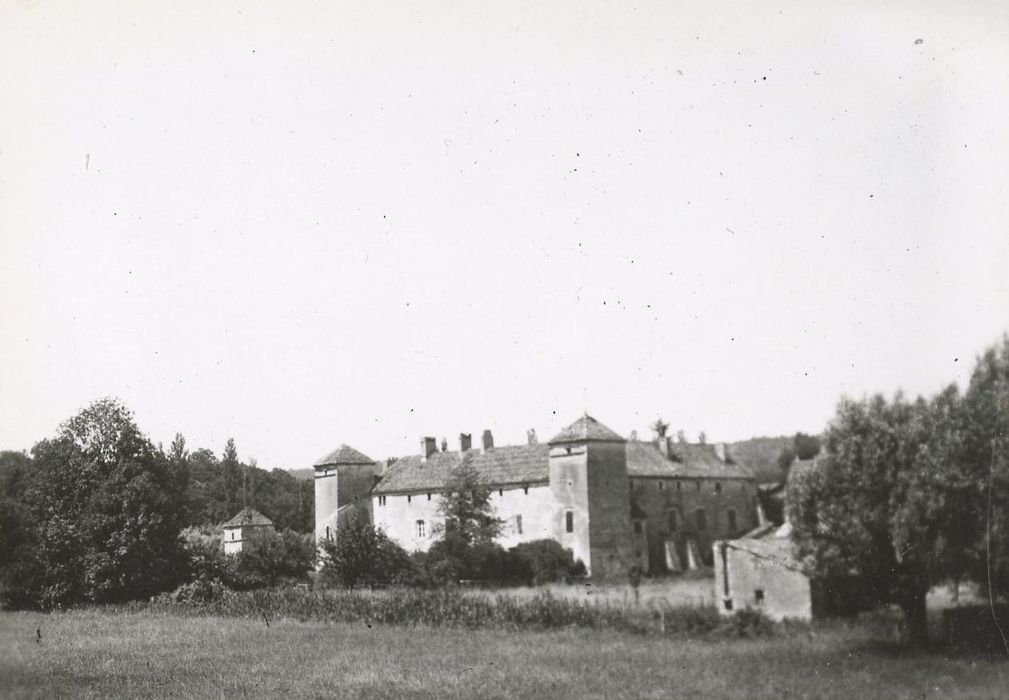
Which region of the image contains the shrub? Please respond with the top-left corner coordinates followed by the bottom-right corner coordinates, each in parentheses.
top-left (318, 514), bottom-right (413, 588)
top-left (509, 540), bottom-right (584, 585)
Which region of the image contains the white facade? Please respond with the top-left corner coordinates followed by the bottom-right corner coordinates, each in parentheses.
top-left (372, 483), bottom-right (557, 553)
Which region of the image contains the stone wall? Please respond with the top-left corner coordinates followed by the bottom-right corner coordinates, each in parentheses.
top-left (631, 476), bottom-right (757, 570)
top-left (372, 483), bottom-right (558, 554)
top-left (713, 541), bottom-right (812, 621)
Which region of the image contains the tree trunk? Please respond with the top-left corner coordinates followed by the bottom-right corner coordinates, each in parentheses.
top-left (900, 592), bottom-right (929, 647)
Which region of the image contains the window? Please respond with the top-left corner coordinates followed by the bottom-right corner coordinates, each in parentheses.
top-left (659, 480), bottom-right (665, 490)
top-left (523, 485), bottom-right (529, 495)
top-left (427, 493), bottom-right (431, 501)
top-left (498, 489), bottom-right (503, 497)
top-left (695, 481), bottom-right (701, 491)
top-left (378, 495), bottom-right (386, 506)
top-left (676, 481), bottom-right (682, 492)
top-left (715, 482), bottom-right (722, 495)
top-left (724, 599), bottom-right (734, 611)
top-left (727, 509), bottom-right (737, 532)
top-left (416, 520), bottom-right (426, 538)
top-left (515, 515), bottom-right (523, 535)
top-left (754, 589), bottom-right (765, 604)
top-left (695, 508), bottom-right (707, 531)
top-left (407, 495), bottom-right (412, 503)
top-left (565, 510), bottom-right (574, 533)
top-left (325, 526), bottom-right (331, 540)
top-left (633, 521), bottom-right (643, 534)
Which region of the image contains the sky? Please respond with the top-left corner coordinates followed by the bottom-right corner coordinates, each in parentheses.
top-left (1, 1), bottom-right (1007, 470)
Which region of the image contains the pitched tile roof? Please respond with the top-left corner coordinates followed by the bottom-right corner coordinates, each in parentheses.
top-left (314, 444), bottom-right (376, 467)
top-left (222, 507), bottom-right (274, 528)
top-left (370, 439), bottom-right (754, 494)
top-left (626, 441), bottom-right (755, 479)
top-left (372, 444), bottom-right (550, 494)
top-left (548, 414), bottom-right (626, 444)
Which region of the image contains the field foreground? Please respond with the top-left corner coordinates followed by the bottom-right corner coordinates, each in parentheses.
top-left (1, 608), bottom-right (1006, 699)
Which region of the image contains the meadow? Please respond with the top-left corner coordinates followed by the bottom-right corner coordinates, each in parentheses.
top-left (2, 604), bottom-right (1007, 699)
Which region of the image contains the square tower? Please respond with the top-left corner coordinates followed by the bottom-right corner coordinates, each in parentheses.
top-left (548, 414), bottom-right (633, 579)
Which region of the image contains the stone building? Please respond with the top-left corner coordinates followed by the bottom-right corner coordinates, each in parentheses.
top-left (222, 507), bottom-right (277, 555)
top-left (314, 414), bottom-right (757, 578)
top-left (713, 522), bottom-right (813, 620)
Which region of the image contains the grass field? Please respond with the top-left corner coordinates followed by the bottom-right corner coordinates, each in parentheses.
top-left (1, 607), bottom-right (1006, 699)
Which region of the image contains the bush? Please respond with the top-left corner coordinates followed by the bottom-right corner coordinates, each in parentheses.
top-left (149, 585), bottom-right (771, 639)
top-left (181, 527), bottom-right (315, 591)
top-left (318, 514), bottom-right (413, 588)
top-left (509, 540), bottom-right (585, 585)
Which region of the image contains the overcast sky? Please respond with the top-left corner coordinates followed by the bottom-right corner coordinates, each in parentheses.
top-left (1, 1), bottom-right (1007, 469)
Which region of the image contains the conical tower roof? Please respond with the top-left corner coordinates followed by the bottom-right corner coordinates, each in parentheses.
top-left (548, 414), bottom-right (625, 445)
top-left (314, 444), bottom-right (375, 467)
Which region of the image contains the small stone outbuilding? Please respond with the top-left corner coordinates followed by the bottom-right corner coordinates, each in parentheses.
top-left (222, 507), bottom-right (277, 555)
top-left (713, 522), bottom-right (813, 620)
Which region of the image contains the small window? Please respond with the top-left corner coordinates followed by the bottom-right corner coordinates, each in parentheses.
top-left (516, 515), bottom-right (523, 535)
top-left (325, 526), bottom-right (331, 540)
top-left (728, 509), bottom-right (737, 532)
top-left (633, 521), bottom-right (643, 534)
top-left (724, 599), bottom-right (734, 611)
top-left (565, 510), bottom-right (574, 533)
top-left (407, 495), bottom-right (412, 503)
top-left (427, 493), bottom-right (431, 501)
top-left (695, 508), bottom-right (707, 531)
top-left (715, 482), bottom-right (722, 495)
top-left (659, 480), bottom-right (665, 490)
top-left (498, 489), bottom-right (503, 497)
top-left (754, 589), bottom-right (765, 604)
top-left (667, 509), bottom-right (678, 532)
top-left (523, 485), bottom-right (529, 495)
top-left (676, 482), bottom-right (682, 491)
top-left (416, 520), bottom-right (426, 538)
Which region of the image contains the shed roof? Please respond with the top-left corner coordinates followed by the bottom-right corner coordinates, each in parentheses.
top-left (222, 507), bottom-right (274, 528)
top-left (314, 444), bottom-right (376, 468)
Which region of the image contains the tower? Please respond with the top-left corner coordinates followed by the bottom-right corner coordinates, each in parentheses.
top-left (313, 444), bottom-right (377, 546)
top-left (547, 414), bottom-right (633, 579)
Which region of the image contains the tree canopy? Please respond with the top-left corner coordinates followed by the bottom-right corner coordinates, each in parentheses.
top-left (789, 336), bottom-right (1009, 644)
top-left (5, 398), bottom-right (188, 607)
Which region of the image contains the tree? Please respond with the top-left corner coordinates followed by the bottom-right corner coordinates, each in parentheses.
top-left (651, 418), bottom-right (669, 438)
top-left (221, 438), bottom-right (240, 517)
top-left (956, 336), bottom-right (1009, 599)
top-left (788, 391), bottom-right (965, 645)
top-left (5, 398), bottom-right (188, 607)
top-left (777, 432), bottom-right (823, 474)
top-left (318, 512), bottom-right (411, 588)
top-left (438, 461), bottom-right (502, 548)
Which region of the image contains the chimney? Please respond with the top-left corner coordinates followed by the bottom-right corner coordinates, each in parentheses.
top-left (482, 429), bottom-right (494, 451)
top-left (657, 436), bottom-right (670, 459)
top-left (714, 443), bottom-right (727, 462)
top-left (421, 436), bottom-right (437, 461)
top-left (527, 429), bottom-right (537, 445)
top-left (459, 433), bottom-right (472, 453)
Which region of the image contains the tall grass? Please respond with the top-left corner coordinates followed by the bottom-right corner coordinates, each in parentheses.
top-left (149, 584), bottom-right (772, 638)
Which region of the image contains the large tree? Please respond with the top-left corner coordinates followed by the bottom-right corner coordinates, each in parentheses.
top-left (957, 336), bottom-right (1009, 598)
top-left (788, 390), bottom-right (966, 645)
top-left (6, 398), bottom-right (188, 607)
